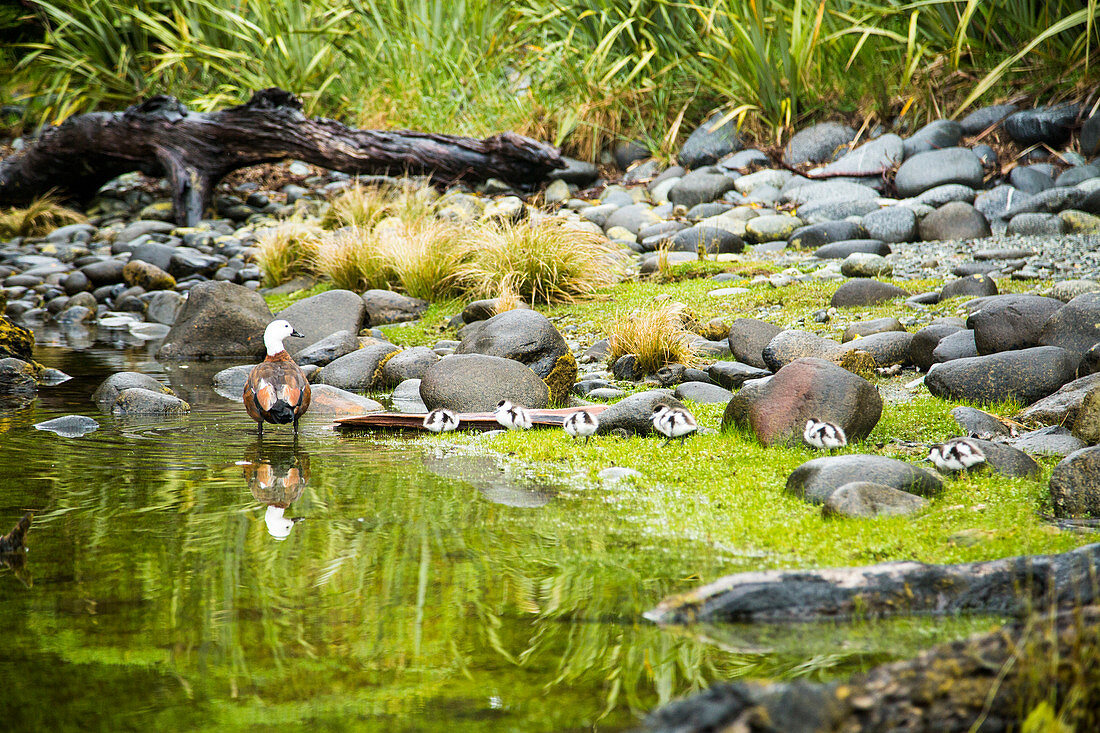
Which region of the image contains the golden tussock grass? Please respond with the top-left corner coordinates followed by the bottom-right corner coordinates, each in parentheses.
top-left (0, 197), bottom-right (86, 239)
top-left (605, 301), bottom-right (697, 374)
top-left (253, 219), bottom-right (324, 287)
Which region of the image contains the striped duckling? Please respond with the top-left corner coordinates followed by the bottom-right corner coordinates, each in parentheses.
top-left (424, 408), bottom-right (460, 433)
top-left (651, 404), bottom-right (697, 446)
top-left (563, 410), bottom-right (599, 444)
top-left (928, 438), bottom-right (986, 473)
top-left (494, 400), bottom-right (533, 430)
top-left (243, 320), bottom-right (311, 435)
top-left (803, 419), bottom-right (848, 451)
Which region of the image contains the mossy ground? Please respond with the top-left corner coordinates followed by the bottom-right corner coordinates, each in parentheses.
top-left (266, 258), bottom-right (1092, 576)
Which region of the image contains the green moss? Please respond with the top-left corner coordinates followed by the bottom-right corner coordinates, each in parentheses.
top-left (543, 352), bottom-right (578, 406)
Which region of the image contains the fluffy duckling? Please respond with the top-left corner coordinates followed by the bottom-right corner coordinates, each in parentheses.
top-left (928, 438), bottom-right (986, 473)
top-left (803, 419), bottom-right (848, 450)
top-left (243, 320), bottom-right (311, 435)
top-left (424, 408), bottom-right (460, 433)
top-left (495, 399), bottom-right (533, 430)
top-left (563, 410), bottom-right (599, 444)
top-left (652, 404), bottom-right (697, 446)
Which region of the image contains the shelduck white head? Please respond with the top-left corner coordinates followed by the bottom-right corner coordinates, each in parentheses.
top-left (803, 419), bottom-right (847, 450)
top-left (264, 505), bottom-right (295, 540)
top-left (264, 319), bottom-right (303, 357)
top-left (928, 438), bottom-right (986, 473)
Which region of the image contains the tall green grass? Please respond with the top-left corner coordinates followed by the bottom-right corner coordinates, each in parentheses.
top-left (6, 0), bottom-right (1098, 152)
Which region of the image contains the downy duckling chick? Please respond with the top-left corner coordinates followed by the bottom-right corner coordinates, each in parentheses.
top-left (651, 404), bottom-right (697, 446)
top-left (424, 408), bottom-right (460, 433)
top-left (803, 419), bottom-right (848, 450)
top-left (928, 438), bottom-right (986, 473)
top-left (494, 399), bottom-right (533, 430)
top-left (563, 410), bottom-right (599, 444)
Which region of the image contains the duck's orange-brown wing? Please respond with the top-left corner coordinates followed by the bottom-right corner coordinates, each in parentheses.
top-left (244, 363), bottom-right (279, 421)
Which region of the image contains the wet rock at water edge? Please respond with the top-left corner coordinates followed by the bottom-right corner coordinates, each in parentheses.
top-left (156, 281), bottom-right (273, 360)
top-left (111, 387), bottom-right (190, 416)
top-left (786, 455), bottom-right (943, 504)
top-left (419, 354), bottom-right (549, 412)
top-left (822, 482), bottom-right (928, 519)
top-left (315, 342), bottom-right (400, 391)
top-left (212, 365), bottom-right (253, 401)
top-left (0, 315), bottom-right (35, 362)
top-left (122, 260), bottom-right (175, 291)
top-left (925, 346), bottom-right (1078, 405)
top-left (390, 379), bottom-right (427, 413)
top-left (303, 384), bottom-right (383, 416)
top-left (93, 371), bottom-right (179, 411)
top-left (0, 358), bottom-right (38, 394)
top-left (724, 357), bottom-right (881, 446)
top-left (34, 415), bottom-right (100, 438)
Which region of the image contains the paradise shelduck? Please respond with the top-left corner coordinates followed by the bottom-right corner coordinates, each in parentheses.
top-left (424, 408), bottom-right (460, 433)
top-left (928, 438), bottom-right (986, 473)
top-left (494, 399), bottom-right (533, 430)
top-left (803, 419), bottom-right (848, 450)
top-left (563, 410), bottom-right (599, 444)
top-left (243, 320), bottom-right (311, 435)
top-left (652, 404), bottom-right (697, 445)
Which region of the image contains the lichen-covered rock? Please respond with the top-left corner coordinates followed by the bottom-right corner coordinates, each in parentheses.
top-left (0, 316), bottom-right (34, 362)
top-left (122, 259), bottom-right (176, 291)
top-left (0, 357), bottom-right (37, 395)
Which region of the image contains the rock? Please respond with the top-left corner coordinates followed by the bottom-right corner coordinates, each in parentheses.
top-left (114, 219), bottom-right (175, 245)
top-left (723, 358), bottom-right (882, 446)
top-left (1049, 446), bottom-right (1100, 517)
top-left (1017, 372), bottom-right (1100, 428)
top-left (743, 214), bottom-right (801, 243)
top-left (1081, 112), bottom-right (1100, 157)
top-left (459, 298), bottom-right (529, 323)
top-left (548, 157), bottom-right (599, 186)
top-left (315, 342), bottom-right (400, 391)
top-left (830, 280), bottom-right (908, 308)
top-left (605, 203), bottom-right (660, 235)
top-left (1009, 426), bottom-right (1085, 456)
top-left (902, 119), bottom-right (962, 156)
top-left (674, 381), bottom-right (733, 404)
top-left (861, 206), bottom-right (917, 243)
top-left (910, 323), bottom-right (964, 371)
top-left (1003, 104), bottom-right (1078, 147)
top-left (379, 346), bottom-right (440, 388)
top-left (926, 346), bottom-right (1078, 405)
top-left (1038, 292), bottom-right (1100, 359)
top-left (840, 331), bottom-right (913, 367)
top-left (92, 372), bottom-right (177, 411)
top-left (843, 317), bottom-right (905, 343)
top-left (814, 239), bottom-right (891, 259)
top-left (787, 220), bottom-right (866, 249)
top-left (678, 112), bottom-right (741, 168)
top-left (596, 390), bottom-right (684, 436)
top-left (950, 406), bottom-right (1014, 439)
top-left (144, 290), bottom-right (185, 325)
top-left (80, 259), bottom-right (126, 286)
top-left (0, 316), bottom-right (34, 362)
top-left (419, 354), bottom-right (549, 412)
top-left (1007, 212), bottom-right (1064, 236)
top-left (0, 357), bottom-right (37, 394)
top-left (914, 183), bottom-right (977, 207)
top-left (727, 319), bottom-right (782, 370)
top-left (668, 172), bottom-right (739, 209)
top-left (894, 147), bottom-right (983, 198)
top-left (940, 273), bottom-right (998, 300)
top-left (390, 378), bottom-right (427, 413)
top-left (666, 225), bottom-right (744, 254)
top-left (822, 482), bottom-right (929, 518)
top-left (211, 365), bottom-right (253, 400)
top-left (840, 252), bottom-right (892, 277)
top-left (122, 260), bottom-right (175, 291)
top-left (761, 330), bottom-right (841, 371)
top-left (818, 134), bottom-right (904, 177)
top-left (362, 289), bottom-right (429, 326)
top-left (918, 201), bottom-right (991, 240)
top-left (784, 122), bottom-right (856, 166)
top-left (276, 289), bottom-right (366, 355)
top-left (786, 455), bottom-right (943, 504)
top-left (965, 438), bottom-right (1040, 478)
top-left (455, 308), bottom-right (569, 380)
top-left (966, 294), bottom-right (1064, 355)
top-left (797, 198), bottom-right (880, 224)
top-left (959, 103), bottom-right (1018, 134)
top-left (33, 415), bottom-right (100, 437)
top-left (156, 281), bottom-right (273, 360)
top-left (299, 383), bottom-right (383, 416)
top-left (1060, 209), bottom-right (1100, 234)
top-left (1070, 385), bottom-right (1100, 444)
top-left (1010, 166), bottom-right (1054, 194)
top-left (111, 387), bottom-right (190, 415)
top-left (295, 329), bottom-right (359, 367)
top-left (707, 361), bottom-right (770, 389)
top-left (613, 140), bottom-right (649, 171)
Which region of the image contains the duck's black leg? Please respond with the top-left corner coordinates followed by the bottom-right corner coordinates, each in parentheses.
top-left (257, 421), bottom-right (264, 437)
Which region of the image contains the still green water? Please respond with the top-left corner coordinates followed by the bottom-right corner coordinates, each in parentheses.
top-left (0, 329), bottom-right (998, 731)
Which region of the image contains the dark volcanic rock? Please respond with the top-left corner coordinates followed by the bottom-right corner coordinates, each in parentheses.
top-left (1049, 446), bottom-right (1100, 518)
top-left (707, 360), bottom-right (771, 389)
top-left (1003, 104), bottom-right (1078, 147)
top-left (666, 225), bottom-right (744, 254)
top-left (1017, 372), bottom-right (1100, 428)
top-left (966, 438), bottom-right (1040, 478)
top-left (830, 280), bottom-right (908, 308)
top-left (910, 323), bottom-right (964, 371)
top-left (925, 346), bottom-right (1078, 405)
top-left (930, 329), bottom-right (978, 364)
top-left (722, 357), bottom-right (882, 446)
top-left (1009, 426), bottom-right (1086, 457)
top-left (379, 346), bottom-right (440, 388)
top-left (787, 220), bottom-right (866, 250)
top-left (940, 273), bottom-right (997, 300)
top-left (294, 330), bottom-right (360, 367)
top-left (455, 308), bottom-right (568, 380)
top-left (966, 294), bottom-right (1064, 355)
top-left (959, 103), bottom-right (1018, 134)
top-left (813, 239), bottom-right (890, 259)
top-left (784, 122), bottom-right (856, 166)
top-left (420, 354), bottom-right (549, 412)
top-left (727, 318), bottom-right (782, 370)
top-left (1038, 292), bottom-right (1100, 359)
top-left (842, 317), bottom-right (905, 343)
top-left (156, 281), bottom-right (273, 360)
top-left (786, 455), bottom-right (943, 504)
top-left (950, 405), bottom-right (1014, 439)
top-left (822, 482), bottom-right (929, 519)
top-left (678, 112), bottom-right (742, 168)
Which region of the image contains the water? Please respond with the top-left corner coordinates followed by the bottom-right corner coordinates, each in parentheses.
top-left (0, 326), bottom-right (996, 731)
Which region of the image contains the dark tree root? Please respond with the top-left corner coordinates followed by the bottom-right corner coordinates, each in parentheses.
top-left (0, 88), bottom-right (565, 226)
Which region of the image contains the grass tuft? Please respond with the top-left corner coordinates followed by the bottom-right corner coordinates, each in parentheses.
top-left (605, 301), bottom-right (697, 373)
top-left (252, 219), bottom-right (323, 287)
top-left (0, 197), bottom-right (86, 239)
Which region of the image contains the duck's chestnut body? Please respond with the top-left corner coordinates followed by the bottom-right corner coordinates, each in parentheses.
top-left (244, 321), bottom-right (311, 435)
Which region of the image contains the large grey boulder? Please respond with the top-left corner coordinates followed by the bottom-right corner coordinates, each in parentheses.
top-left (727, 318), bottom-right (782, 370)
top-left (295, 330), bottom-right (360, 367)
top-left (966, 294), bottom-right (1064, 355)
top-left (722, 357), bottom-right (882, 446)
top-left (379, 346), bottom-right (440, 388)
top-left (455, 308), bottom-right (568, 380)
top-left (1049, 446), bottom-right (1100, 518)
top-left (925, 346), bottom-right (1078, 405)
top-left (419, 354), bottom-right (549, 412)
top-left (93, 371), bottom-right (178, 411)
top-left (362, 289), bottom-right (429, 326)
top-left (786, 455), bottom-right (943, 504)
top-left (315, 342), bottom-right (401, 391)
top-left (156, 281), bottom-right (273, 360)
top-left (596, 390), bottom-right (684, 436)
top-left (1038, 292), bottom-right (1100, 359)
top-left (275, 289), bottom-right (366, 355)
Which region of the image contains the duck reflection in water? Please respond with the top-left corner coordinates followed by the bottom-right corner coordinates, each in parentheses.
top-left (242, 441), bottom-right (310, 541)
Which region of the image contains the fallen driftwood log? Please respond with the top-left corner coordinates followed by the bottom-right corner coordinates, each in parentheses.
top-left (638, 605), bottom-right (1100, 733)
top-left (0, 88), bottom-right (564, 226)
top-left (334, 405), bottom-right (608, 432)
top-left (646, 542), bottom-right (1100, 624)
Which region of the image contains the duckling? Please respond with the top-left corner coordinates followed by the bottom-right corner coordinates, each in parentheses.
top-left (652, 404), bottom-right (697, 446)
top-left (424, 408), bottom-right (460, 433)
top-left (928, 438), bottom-right (986, 473)
top-left (563, 410), bottom-right (599, 444)
top-left (494, 399), bottom-right (533, 430)
top-left (803, 419), bottom-right (848, 450)
top-left (243, 320), bottom-right (311, 435)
